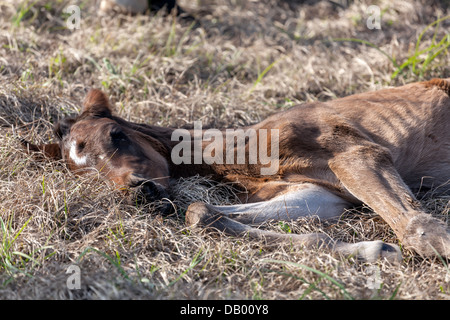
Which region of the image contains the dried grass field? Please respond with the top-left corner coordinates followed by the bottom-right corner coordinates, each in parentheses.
top-left (0, 0), bottom-right (449, 300)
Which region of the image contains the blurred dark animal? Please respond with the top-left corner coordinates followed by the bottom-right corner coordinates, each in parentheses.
top-left (100, 0), bottom-right (183, 15)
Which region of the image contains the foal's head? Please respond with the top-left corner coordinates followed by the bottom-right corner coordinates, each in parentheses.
top-left (32, 90), bottom-right (173, 211)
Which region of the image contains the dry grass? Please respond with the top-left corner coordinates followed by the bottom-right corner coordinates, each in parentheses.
top-left (0, 0), bottom-right (449, 300)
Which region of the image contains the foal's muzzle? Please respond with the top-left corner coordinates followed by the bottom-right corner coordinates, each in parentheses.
top-left (129, 175), bottom-right (172, 215)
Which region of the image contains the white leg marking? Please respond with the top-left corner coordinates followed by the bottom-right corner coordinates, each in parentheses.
top-left (213, 184), bottom-right (351, 224)
top-left (69, 141), bottom-right (88, 166)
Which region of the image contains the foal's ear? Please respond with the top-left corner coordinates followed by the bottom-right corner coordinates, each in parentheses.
top-left (81, 89), bottom-right (113, 118)
top-left (21, 140), bottom-right (62, 160)
top-left (54, 117), bottom-right (76, 141)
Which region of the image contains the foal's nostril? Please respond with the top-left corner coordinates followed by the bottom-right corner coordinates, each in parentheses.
top-left (133, 180), bottom-right (167, 200)
top-left (141, 181), bottom-right (165, 198)
top-left (129, 177), bottom-right (172, 215)
top-left (128, 174), bottom-right (147, 188)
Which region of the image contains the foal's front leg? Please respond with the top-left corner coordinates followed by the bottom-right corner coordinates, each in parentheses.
top-left (329, 145), bottom-right (450, 258)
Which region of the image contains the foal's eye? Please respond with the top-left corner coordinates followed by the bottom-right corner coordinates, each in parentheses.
top-left (110, 128), bottom-right (127, 142)
top-left (77, 141), bottom-right (86, 152)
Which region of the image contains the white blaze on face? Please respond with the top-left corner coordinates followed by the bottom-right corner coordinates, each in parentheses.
top-left (69, 140), bottom-right (88, 166)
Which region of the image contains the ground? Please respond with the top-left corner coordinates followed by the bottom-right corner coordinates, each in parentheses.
top-left (0, 0), bottom-right (449, 300)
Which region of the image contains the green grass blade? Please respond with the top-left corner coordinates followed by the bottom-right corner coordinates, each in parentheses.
top-left (12, 216), bottom-right (32, 245)
top-left (165, 18), bottom-right (177, 57)
top-left (331, 38), bottom-right (398, 68)
top-left (421, 39), bottom-right (450, 72)
top-left (169, 249), bottom-right (205, 286)
top-left (12, 0), bottom-right (38, 27)
top-left (12, 251), bottom-right (39, 265)
top-left (274, 270), bottom-right (330, 299)
top-left (391, 36), bottom-right (449, 79)
top-left (0, 217), bottom-right (8, 247)
top-left (412, 15), bottom-right (450, 75)
top-left (248, 59), bottom-right (280, 95)
top-left (389, 282), bottom-right (402, 300)
top-left (77, 246), bottom-right (129, 280)
top-left (265, 259), bottom-right (354, 300)
top-left (415, 15), bottom-right (450, 56)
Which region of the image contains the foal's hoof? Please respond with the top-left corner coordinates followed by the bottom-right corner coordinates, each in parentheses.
top-left (403, 213), bottom-right (450, 258)
top-left (185, 202), bottom-right (217, 227)
top-left (355, 241), bottom-right (402, 263)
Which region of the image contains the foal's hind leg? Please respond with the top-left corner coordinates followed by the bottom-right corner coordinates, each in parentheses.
top-left (209, 183), bottom-right (350, 224)
top-left (185, 183), bottom-right (402, 263)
